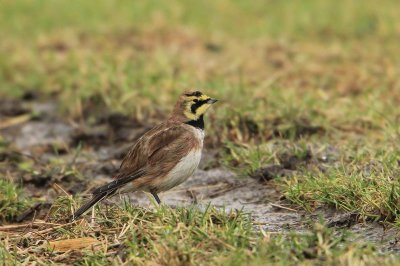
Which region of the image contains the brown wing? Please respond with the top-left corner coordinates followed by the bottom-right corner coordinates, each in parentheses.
top-left (118, 122), bottom-right (170, 172)
top-left (147, 125), bottom-right (194, 165)
top-left (117, 121), bottom-right (197, 179)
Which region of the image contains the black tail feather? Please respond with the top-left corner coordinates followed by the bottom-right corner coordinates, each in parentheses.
top-left (71, 169), bottom-right (146, 221)
top-left (92, 169), bottom-right (145, 194)
top-left (71, 192), bottom-right (109, 221)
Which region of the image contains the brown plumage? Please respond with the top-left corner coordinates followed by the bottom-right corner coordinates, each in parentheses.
top-left (72, 90), bottom-right (217, 220)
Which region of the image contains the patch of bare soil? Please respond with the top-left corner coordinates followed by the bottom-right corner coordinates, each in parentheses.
top-left (0, 98), bottom-right (398, 252)
top-left (156, 168), bottom-right (303, 232)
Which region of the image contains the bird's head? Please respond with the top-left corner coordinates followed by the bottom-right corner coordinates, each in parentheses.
top-left (172, 90), bottom-right (218, 121)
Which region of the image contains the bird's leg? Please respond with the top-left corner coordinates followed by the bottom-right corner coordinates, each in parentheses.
top-left (150, 191), bottom-right (161, 204)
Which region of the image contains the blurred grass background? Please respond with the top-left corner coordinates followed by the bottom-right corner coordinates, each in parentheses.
top-left (1, 0), bottom-right (399, 142)
top-left (1, 0), bottom-right (399, 106)
top-left (1, 0), bottom-right (399, 39)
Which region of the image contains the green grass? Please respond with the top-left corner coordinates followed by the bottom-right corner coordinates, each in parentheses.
top-left (0, 179), bottom-right (33, 222)
top-left (223, 137), bottom-right (400, 223)
top-left (1, 196), bottom-right (397, 265)
top-left (285, 143), bottom-right (400, 222)
top-left (1, 0), bottom-right (400, 39)
top-left (0, 243), bottom-right (15, 265)
top-left (1, 1), bottom-right (400, 123)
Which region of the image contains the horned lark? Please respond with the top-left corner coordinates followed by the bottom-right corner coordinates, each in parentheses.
top-left (72, 90), bottom-right (217, 220)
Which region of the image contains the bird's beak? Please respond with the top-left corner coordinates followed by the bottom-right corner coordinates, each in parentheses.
top-left (207, 98), bottom-right (218, 104)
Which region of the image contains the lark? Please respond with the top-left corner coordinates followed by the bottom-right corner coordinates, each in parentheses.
top-left (72, 90), bottom-right (217, 219)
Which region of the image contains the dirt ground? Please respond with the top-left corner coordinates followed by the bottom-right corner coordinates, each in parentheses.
top-left (1, 97), bottom-right (399, 253)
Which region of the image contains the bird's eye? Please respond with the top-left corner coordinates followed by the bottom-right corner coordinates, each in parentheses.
top-left (193, 99), bottom-right (199, 103)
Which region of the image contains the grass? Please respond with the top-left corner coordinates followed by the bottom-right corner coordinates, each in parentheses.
top-left (1, 196), bottom-right (397, 265)
top-left (0, 179), bottom-right (33, 223)
top-left (224, 138), bottom-right (400, 222)
top-left (1, 0), bottom-right (400, 264)
top-left (285, 143), bottom-right (400, 222)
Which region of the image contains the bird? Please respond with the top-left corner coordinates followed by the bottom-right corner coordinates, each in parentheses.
top-left (71, 90), bottom-right (218, 220)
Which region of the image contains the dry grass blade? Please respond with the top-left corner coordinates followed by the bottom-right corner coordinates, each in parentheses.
top-left (0, 221), bottom-right (63, 232)
top-left (0, 114), bottom-right (31, 129)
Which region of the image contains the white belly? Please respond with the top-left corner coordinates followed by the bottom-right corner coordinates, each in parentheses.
top-left (159, 128), bottom-right (204, 191)
top-left (158, 149), bottom-right (202, 192)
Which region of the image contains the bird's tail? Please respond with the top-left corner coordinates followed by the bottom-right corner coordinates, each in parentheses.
top-left (70, 169), bottom-right (146, 221)
top-left (70, 192), bottom-right (109, 221)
